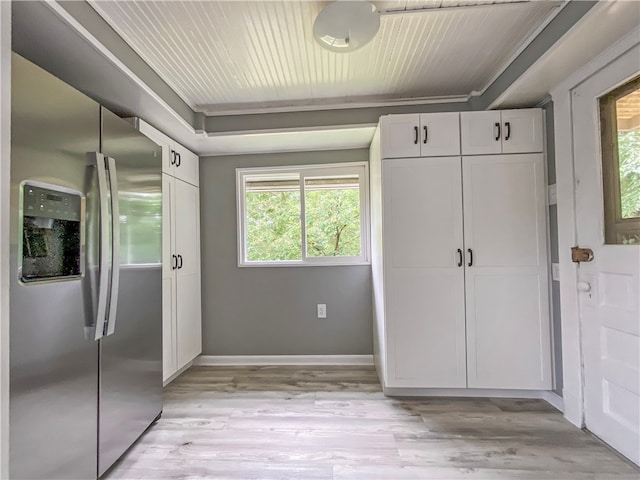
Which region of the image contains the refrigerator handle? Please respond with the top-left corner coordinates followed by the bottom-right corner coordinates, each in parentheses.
top-left (89, 152), bottom-right (110, 341)
top-left (105, 156), bottom-right (120, 337)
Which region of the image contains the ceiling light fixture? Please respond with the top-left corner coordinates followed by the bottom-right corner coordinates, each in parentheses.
top-left (312, 1), bottom-right (380, 53)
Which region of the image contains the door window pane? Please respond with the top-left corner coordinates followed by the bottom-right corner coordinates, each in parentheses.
top-left (600, 76), bottom-right (640, 244)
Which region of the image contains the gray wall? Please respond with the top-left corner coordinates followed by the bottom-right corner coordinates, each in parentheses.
top-left (543, 100), bottom-right (563, 396)
top-left (199, 149), bottom-right (373, 356)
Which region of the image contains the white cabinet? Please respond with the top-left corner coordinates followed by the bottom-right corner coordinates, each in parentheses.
top-left (383, 157), bottom-right (466, 388)
top-left (463, 154), bottom-right (551, 389)
top-left (161, 174), bottom-right (202, 382)
top-left (460, 109), bottom-right (543, 155)
top-left (162, 175), bottom-right (177, 378)
top-left (134, 118), bottom-right (202, 383)
top-left (371, 108), bottom-right (551, 392)
top-left (137, 119), bottom-right (199, 187)
top-left (172, 143), bottom-right (199, 187)
top-left (380, 113), bottom-right (460, 158)
top-left (173, 179), bottom-right (202, 370)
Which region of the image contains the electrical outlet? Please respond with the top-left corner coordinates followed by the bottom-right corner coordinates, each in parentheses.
top-left (552, 263), bottom-right (560, 282)
top-left (317, 304), bottom-right (327, 318)
top-left (548, 184), bottom-right (557, 205)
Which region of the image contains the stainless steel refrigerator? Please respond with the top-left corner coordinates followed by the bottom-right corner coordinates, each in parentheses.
top-left (9, 53), bottom-right (163, 479)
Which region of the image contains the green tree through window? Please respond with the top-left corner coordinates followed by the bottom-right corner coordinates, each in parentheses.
top-left (618, 130), bottom-right (640, 219)
top-left (238, 164), bottom-right (368, 265)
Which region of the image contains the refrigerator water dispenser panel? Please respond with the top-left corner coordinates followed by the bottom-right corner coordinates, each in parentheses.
top-left (20, 182), bottom-right (83, 282)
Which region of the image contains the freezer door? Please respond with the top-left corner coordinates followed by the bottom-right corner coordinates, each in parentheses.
top-left (98, 107), bottom-right (163, 476)
top-left (9, 54), bottom-right (101, 480)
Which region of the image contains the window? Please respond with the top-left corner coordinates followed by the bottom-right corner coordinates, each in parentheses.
top-left (236, 162), bottom-right (369, 266)
top-left (600, 75), bottom-right (640, 244)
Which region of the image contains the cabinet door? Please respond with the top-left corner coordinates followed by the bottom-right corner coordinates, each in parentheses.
top-left (501, 109), bottom-right (543, 154)
top-left (383, 157), bottom-right (466, 388)
top-left (174, 179), bottom-right (202, 370)
top-left (460, 111), bottom-right (502, 155)
top-left (173, 143), bottom-right (199, 187)
top-left (419, 112), bottom-right (460, 156)
top-left (462, 154), bottom-right (551, 389)
top-left (162, 174), bottom-right (177, 382)
top-left (380, 114), bottom-right (420, 159)
top-left (139, 121), bottom-right (174, 175)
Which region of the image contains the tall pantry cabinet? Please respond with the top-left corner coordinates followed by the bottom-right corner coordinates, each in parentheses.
top-left (370, 109), bottom-right (552, 392)
top-left (131, 119), bottom-right (203, 383)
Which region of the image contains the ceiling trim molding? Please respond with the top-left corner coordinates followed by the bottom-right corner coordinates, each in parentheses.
top-left (196, 95), bottom-right (469, 117)
top-left (200, 142), bottom-right (368, 158)
top-left (471, 0), bottom-right (567, 99)
top-left (11, 0), bottom-right (607, 157)
top-left (65, 0), bottom-right (195, 126)
top-left (478, 0), bottom-right (597, 110)
top-left (203, 100), bottom-right (472, 134)
top-left (205, 123), bottom-right (378, 138)
top-left (43, 1), bottom-right (196, 135)
top-left (379, 0), bottom-right (554, 17)
top-left (550, 24), bottom-right (640, 99)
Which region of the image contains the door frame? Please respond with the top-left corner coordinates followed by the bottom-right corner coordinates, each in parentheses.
top-left (551, 26), bottom-right (640, 429)
top-left (0, 2), bottom-right (11, 478)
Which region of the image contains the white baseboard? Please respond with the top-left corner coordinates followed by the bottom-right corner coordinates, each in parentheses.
top-left (562, 389), bottom-right (584, 428)
top-left (542, 391), bottom-right (564, 412)
top-left (194, 355), bottom-right (374, 366)
top-left (163, 361), bottom-right (193, 387)
top-left (383, 386), bottom-right (563, 404)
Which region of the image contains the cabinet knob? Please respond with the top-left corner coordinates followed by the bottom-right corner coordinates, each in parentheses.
top-left (414, 126), bottom-right (418, 145)
top-left (423, 125), bottom-right (428, 144)
top-left (494, 122), bottom-right (501, 141)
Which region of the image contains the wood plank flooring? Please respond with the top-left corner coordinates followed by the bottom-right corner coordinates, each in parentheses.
top-left (105, 366), bottom-right (639, 480)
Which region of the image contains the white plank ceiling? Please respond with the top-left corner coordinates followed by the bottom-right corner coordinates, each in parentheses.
top-left (89, 0), bottom-right (562, 115)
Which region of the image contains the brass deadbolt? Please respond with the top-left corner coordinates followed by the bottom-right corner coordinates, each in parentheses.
top-left (571, 247), bottom-right (594, 263)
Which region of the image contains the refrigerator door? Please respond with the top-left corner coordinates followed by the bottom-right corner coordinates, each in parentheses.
top-left (10, 54), bottom-right (100, 479)
top-left (98, 108), bottom-right (163, 476)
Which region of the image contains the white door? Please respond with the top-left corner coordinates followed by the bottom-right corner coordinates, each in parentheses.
top-left (501, 109), bottom-right (544, 154)
top-left (463, 154), bottom-right (551, 389)
top-left (383, 157), bottom-right (466, 388)
top-left (162, 174), bottom-right (177, 381)
top-left (174, 178), bottom-right (202, 370)
top-left (571, 45), bottom-right (640, 465)
top-left (460, 110), bottom-right (502, 155)
top-left (380, 114), bottom-right (420, 159)
top-left (173, 143), bottom-right (200, 187)
top-left (419, 113), bottom-right (461, 157)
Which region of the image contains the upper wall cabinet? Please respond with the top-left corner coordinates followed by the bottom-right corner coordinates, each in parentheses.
top-left (136, 120), bottom-right (200, 187)
top-left (381, 113), bottom-right (461, 158)
top-left (461, 109), bottom-right (543, 155)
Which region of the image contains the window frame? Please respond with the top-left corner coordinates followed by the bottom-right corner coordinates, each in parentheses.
top-left (236, 162), bottom-right (370, 267)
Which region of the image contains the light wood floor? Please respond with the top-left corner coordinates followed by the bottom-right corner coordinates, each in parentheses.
top-left (105, 366), bottom-right (639, 480)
